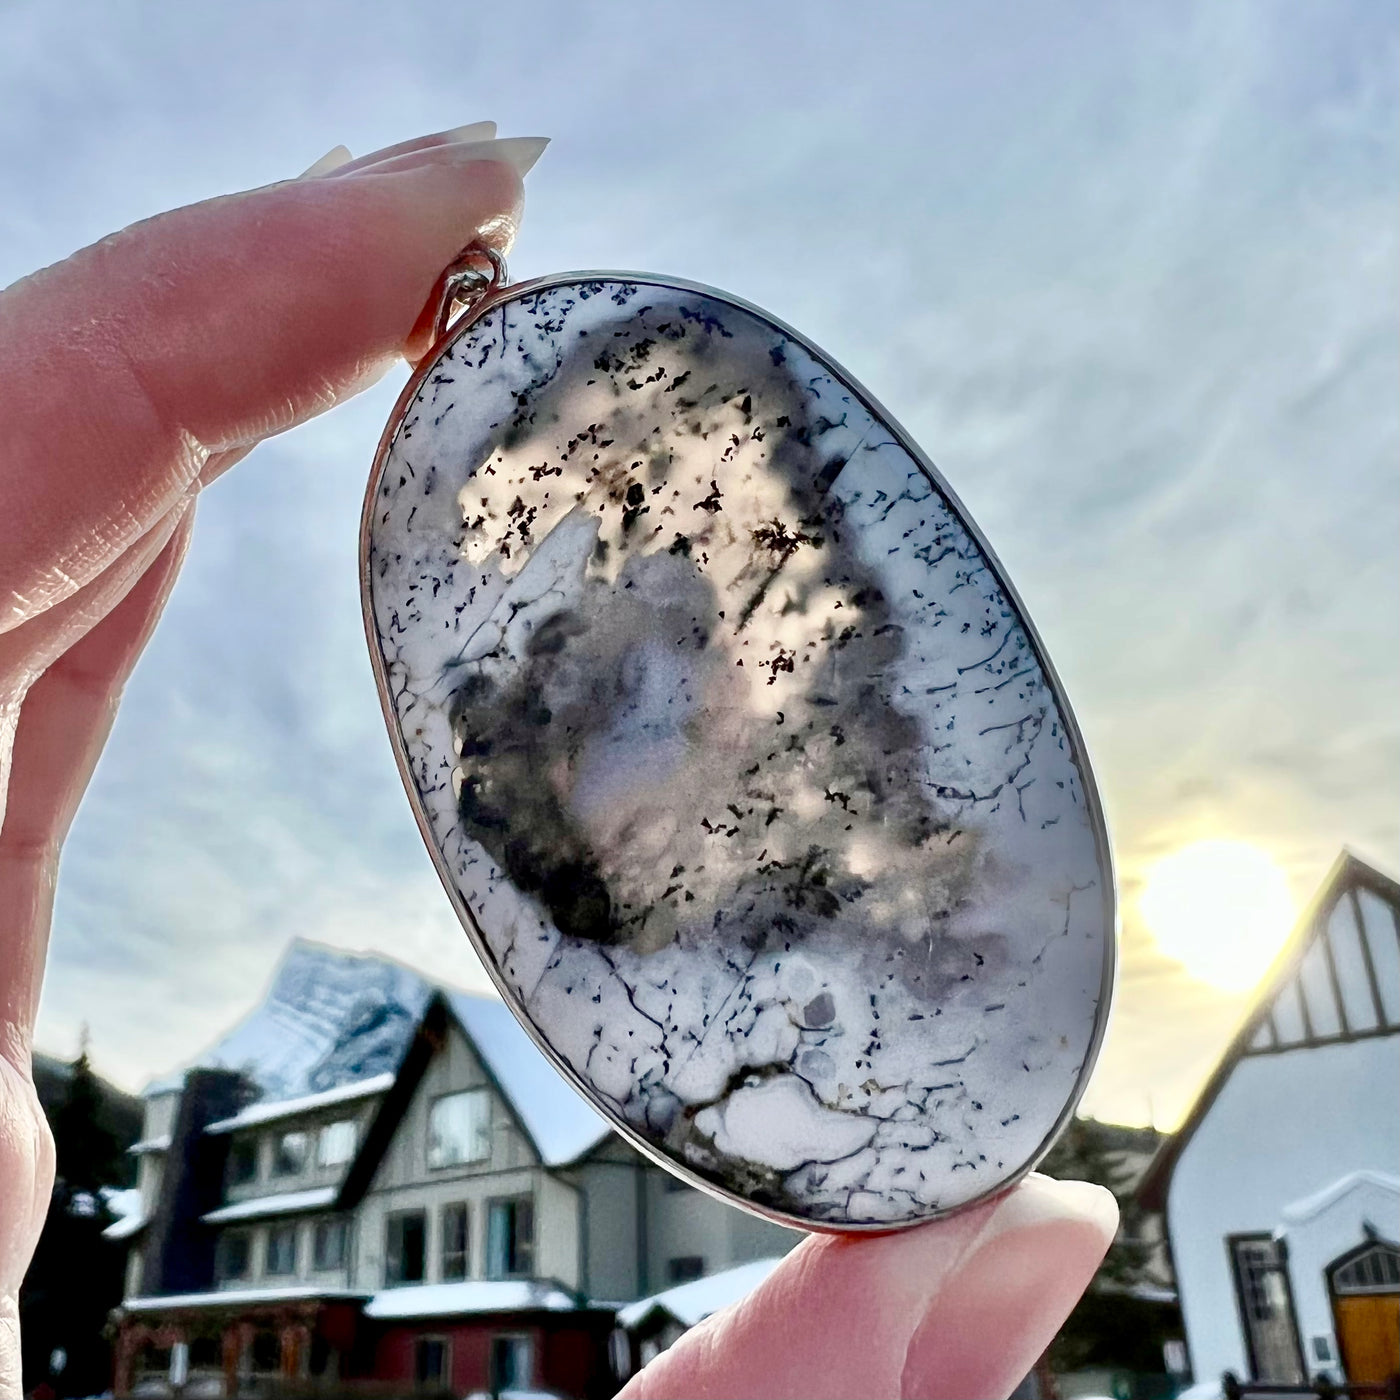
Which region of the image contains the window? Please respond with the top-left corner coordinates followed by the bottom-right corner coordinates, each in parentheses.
top-left (227, 1137), bottom-right (258, 1186)
top-left (415, 1337), bottom-right (449, 1387)
top-left (266, 1222), bottom-right (298, 1277)
top-left (1228, 1235), bottom-right (1303, 1383)
top-left (272, 1130), bottom-right (308, 1178)
top-left (250, 1331), bottom-right (281, 1373)
top-left (427, 1089), bottom-right (491, 1168)
top-left (385, 1210), bottom-right (426, 1286)
top-left (313, 1216), bottom-right (349, 1271)
top-left (1331, 1242), bottom-right (1400, 1294)
top-left (667, 1255), bottom-right (705, 1284)
top-left (317, 1119), bottom-right (357, 1168)
top-left (490, 1335), bottom-right (533, 1393)
top-left (216, 1230), bottom-right (251, 1281)
top-left (486, 1196), bottom-right (534, 1279)
top-left (442, 1202), bottom-right (469, 1281)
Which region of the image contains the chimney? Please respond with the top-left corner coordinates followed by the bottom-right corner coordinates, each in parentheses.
top-left (139, 1068), bottom-right (251, 1296)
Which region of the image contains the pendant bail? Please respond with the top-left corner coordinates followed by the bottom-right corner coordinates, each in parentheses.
top-left (430, 243), bottom-right (508, 342)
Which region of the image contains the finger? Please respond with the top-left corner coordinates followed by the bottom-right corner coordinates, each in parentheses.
top-left (0, 136), bottom-right (535, 633)
top-left (0, 504), bottom-right (194, 1047)
top-left (620, 1175), bottom-right (1117, 1400)
top-left (0, 497), bottom-right (192, 721)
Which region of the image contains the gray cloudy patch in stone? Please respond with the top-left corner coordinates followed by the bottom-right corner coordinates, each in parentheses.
top-left (372, 278), bottom-right (1112, 1226)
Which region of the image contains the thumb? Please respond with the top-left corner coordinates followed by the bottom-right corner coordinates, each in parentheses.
top-left (620, 1174), bottom-right (1118, 1400)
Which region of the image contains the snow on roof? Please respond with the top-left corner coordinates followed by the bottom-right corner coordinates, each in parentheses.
top-left (364, 1279), bottom-right (576, 1320)
top-left (140, 940), bottom-right (614, 1169)
top-left (205, 1073), bottom-right (395, 1134)
top-left (616, 1257), bottom-right (784, 1330)
top-left (1281, 1170), bottom-right (1400, 1225)
top-left (124, 1285), bottom-right (368, 1312)
top-left (202, 1186), bottom-right (337, 1224)
top-left (100, 1186), bottom-right (148, 1240)
top-left (144, 940), bottom-right (433, 1101)
top-left (446, 991), bottom-right (611, 1166)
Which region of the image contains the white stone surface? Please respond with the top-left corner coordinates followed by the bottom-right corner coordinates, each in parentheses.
top-left (366, 277), bottom-right (1112, 1226)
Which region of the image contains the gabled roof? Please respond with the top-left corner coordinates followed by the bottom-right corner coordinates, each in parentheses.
top-left (150, 940), bottom-right (614, 1200)
top-left (444, 991), bottom-right (611, 1167)
top-left (1139, 850), bottom-right (1400, 1211)
top-left (1280, 1170), bottom-right (1400, 1226)
top-left (337, 989), bottom-right (613, 1206)
top-left (146, 940), bottom-right (433, 1101)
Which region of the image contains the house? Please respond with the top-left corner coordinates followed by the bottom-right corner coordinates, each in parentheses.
top-left (109, 940), bottom-right (800, 1397)
top-left (1139, 850), bottom-right (1400, 1394)
top-left (616, 1257), bottom-right (784, 1371)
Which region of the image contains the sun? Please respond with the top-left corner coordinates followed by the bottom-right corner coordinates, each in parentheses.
top-left (1138, 839), bottom-right (1297, 993)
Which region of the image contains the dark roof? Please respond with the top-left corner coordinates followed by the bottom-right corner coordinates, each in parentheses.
top-left (338, 990), bottom-right (612, 1208)
top-left (1138, 849), bottom-right (1400, 1211)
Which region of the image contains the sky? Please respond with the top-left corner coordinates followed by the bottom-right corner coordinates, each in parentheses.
top-left (3, 0), bottom-right (1395, 1130)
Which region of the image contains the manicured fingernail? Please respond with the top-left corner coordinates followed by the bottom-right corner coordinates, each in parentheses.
top-left (901, 1178), bottom-right (1117, 1399)
top-left (343, 136), bottom-right (550, 180)
top-left (297, 144), bottom-right (353, 179)
top-left (442, 120), bottom-right (497, 143)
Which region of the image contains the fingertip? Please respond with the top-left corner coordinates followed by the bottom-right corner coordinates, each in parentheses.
top-left (899, 1179), bottom-right (1118, 1399)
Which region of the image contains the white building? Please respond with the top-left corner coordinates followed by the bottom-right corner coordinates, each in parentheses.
top-left (1140, 851), bottom-right (1400, 1393)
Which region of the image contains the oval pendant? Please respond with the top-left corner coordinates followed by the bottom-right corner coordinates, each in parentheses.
top-left (362, 267), bottom-right (1115, 1231)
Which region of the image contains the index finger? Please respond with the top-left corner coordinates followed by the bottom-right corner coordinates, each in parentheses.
top-left (0, 136), bottom-right (540, 633)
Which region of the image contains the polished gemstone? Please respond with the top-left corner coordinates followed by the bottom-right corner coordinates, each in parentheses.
top-left (363, 276), bottom-right (1114, 1228)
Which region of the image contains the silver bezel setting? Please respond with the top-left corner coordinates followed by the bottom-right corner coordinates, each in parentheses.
top-left (360, 268), bottom-right (1119, 1234)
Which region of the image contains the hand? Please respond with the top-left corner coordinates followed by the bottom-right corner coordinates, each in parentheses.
top-left (0, 125), bottom-right (1116, 1399)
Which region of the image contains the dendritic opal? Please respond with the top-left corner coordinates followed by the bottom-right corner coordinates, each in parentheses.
top-left (363, 274), bottom-right (1114, 1230)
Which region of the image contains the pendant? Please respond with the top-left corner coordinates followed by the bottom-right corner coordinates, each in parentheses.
top-left (361, 247), bottom-right (1115, 1231)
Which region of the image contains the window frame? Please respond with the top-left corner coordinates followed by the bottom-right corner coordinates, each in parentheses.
top-left (1328, 1238), bottom-right (1400, 1296)
top-left (441, 1201), bottom-right (470, 1282)
top-left (485, 1195), bottom-right (535, 1279)
top-left (667, 1255), bottom-right (705, 1284)
top-left (312, 1215), bottom-right (350, 1272)
top-left (489, 1333), bottom-right (534, 1394)
top-left (426, 1087), bottom-right (493, 1170)
top-left (265, 1221), bottom-right (300, 1278)
top-left (414, 1335), bottom-right (451, 1388)
top-left (1226, 1232), bottom-right (1305, 1384)
top-left (226, 1136), bottom-right (259, 1188)
top-left (315, 1119), bottom-right (358, 1169)
top-left (216, 1229), bottom-right (252, 1282)
top-left (384, 1208), bottom-right (428, 1287)
top-left (271, 1129), bottom-right (309, 1179)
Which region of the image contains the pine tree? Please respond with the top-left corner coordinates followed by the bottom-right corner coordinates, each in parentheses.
top-left (50, 1027), bottom-right (124, 1192)
top-left (1038, 1118), bottom-right (1179, 1379)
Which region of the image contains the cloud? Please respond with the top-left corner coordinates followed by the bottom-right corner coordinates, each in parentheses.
top-left (10, 0), bottom-right (1395, 1126)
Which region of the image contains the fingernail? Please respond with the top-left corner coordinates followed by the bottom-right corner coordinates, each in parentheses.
top-left (309, 122), bottom-right (498, 180)
top-left (901, 1178), bottom-right (1117, 1399)
top-left (297, 144), bottom-right (353, 179)
top-left (341, 136), bottom-right (550, 180)
top-left (441, 120), bottom-right (497, 143)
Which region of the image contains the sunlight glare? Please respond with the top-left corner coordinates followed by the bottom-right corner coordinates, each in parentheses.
top-left (1139, 840), bottom-right (1297, 992)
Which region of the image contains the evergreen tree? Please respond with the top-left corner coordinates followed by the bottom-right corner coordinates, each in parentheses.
top-left (1039, 1117), bottom-right (1181, 1380)
top-left (50, 1029), bottom-right (125, 1192)
top-left (19, 1032), bottom-right (132, 1396)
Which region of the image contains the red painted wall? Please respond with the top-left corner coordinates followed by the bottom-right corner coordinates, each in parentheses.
top-left (369, 1313), bottom-right (614, 1399)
